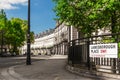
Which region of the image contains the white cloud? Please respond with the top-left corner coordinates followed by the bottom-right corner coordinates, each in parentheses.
top-left (0, 0), bottom-right (28, 10)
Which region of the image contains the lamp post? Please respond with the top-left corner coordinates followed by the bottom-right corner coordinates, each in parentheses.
top-left (26, 0), bottom-right (31, 65)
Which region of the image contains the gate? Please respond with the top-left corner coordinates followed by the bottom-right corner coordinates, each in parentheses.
top-left (68, 33), bottom-right (120, 74)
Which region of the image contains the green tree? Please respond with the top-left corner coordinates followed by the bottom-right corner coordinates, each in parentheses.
top-left (90, 0), bottom-right (120, 33)
top-left (6, 18), bottom-right (26, 54)
top-left (53, 0), bottom-right (96, 36)
top-left (5, 18), bottom-right (35, 54)
top-left (0, 9), bottom-right (7, 29)
top-left (53, 0), bottom-right (120, 36)
top-left (22, 20), bottom-right (35, 43)
top-left (30, 31), bottom-right (34, 43)
top-left (0, 9), bottom-right (7, 55)
top-left (0, 9), bottom-right (35, 55)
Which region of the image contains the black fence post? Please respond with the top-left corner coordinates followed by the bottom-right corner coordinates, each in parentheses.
top-left (67, 42), bottom-right (70, 65)
top-left (87, 39), bottom-right (90, 70)
top-left (113, 58), bottom-right (116, 73)
top-left (72, 40), bottom-right (75, 67)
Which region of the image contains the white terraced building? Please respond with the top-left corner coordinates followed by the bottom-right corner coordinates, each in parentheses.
top-left (21, 29), bottom-right (55, 55)
top-left (20, 21), bottom-right (110, 55)
top-left (20, 22), bottom-right (69, 55)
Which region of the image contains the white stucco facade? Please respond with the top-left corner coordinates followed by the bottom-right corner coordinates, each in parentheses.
top-left (20, 22), bottom-right (110, 55)
top-left (21, 31), bottom-right (55, 55)
top-left (20, 23), bottom-right (69, 55)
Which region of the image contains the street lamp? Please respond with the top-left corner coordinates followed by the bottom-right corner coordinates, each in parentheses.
top-left (26, 0), bottom-right (31, 65)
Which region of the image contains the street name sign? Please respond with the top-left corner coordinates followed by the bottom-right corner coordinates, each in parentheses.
top-left (89, 43), bottom-right (118, 58)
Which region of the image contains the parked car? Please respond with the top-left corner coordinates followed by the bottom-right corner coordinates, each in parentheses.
top-left (1, 52), bottom-right (11, 57)
top-left (23, 52), bottom-right (34, 56)
top-left (11, 52), bottom-right (16, 56)
top-left (23, 52), bottom-right (27, 56)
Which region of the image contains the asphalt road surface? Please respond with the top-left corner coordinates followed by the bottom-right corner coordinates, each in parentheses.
top-left (0, 56), bottom-right (94, 80)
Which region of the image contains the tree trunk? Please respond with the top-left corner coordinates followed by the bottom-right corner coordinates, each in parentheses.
top-left (111, 11), bottom-right (116, 34)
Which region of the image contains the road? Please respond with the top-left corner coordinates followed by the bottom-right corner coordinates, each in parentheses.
top-left (0, 56), bottom-right (41, 80)
top-left (0, 57), bottom-right (25, 68)
top-left (0, 55), bottom-right (94, 80)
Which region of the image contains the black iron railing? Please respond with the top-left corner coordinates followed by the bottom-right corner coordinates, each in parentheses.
top-left (68, 32), bottom-right (120, 74)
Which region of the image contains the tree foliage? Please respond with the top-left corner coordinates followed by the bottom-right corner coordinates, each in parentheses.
top-left (0, 9), bottom-right (7, 30)
top-left (53, 0), bottom-right (120, 36)
top-left (6, 18), bottom-right (26, 52)
top-left (0, 9), bottom-right (34, 54)
top-left (0, 9), bottom-right (7, 46)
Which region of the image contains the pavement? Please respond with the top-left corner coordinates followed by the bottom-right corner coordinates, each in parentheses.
top-left (1, 55), bottom-right (120, 80)
top-left (0, 55), bottom-right (68, 80)
top-left (67, 65), bottom-right (120, 80)
top-left (0, 55), bottom-right (93, 80)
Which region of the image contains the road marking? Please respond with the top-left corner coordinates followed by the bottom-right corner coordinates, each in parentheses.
top-left (1, 66), bottom-right (27, 80)
top-left (1, 68), bottom-right (17, 80)
top-left (9, 66), bottom-right (26, 80)
top-left (0, 73), bottom-right (5, 80)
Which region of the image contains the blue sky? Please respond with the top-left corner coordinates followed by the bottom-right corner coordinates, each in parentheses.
top-left (0, 0), bottom-right (56, 34)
